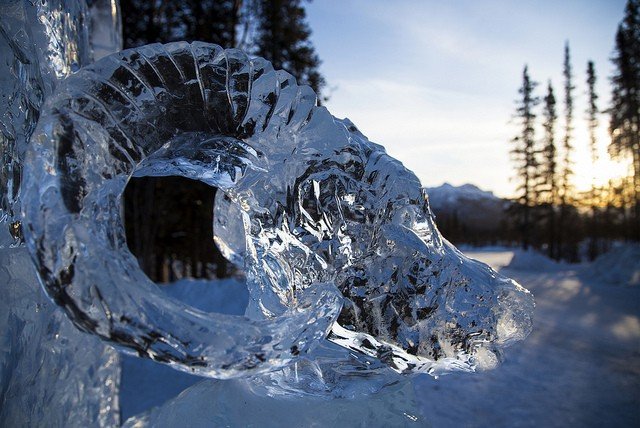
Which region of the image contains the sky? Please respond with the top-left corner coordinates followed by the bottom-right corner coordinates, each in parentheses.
top-left (305, 0), bottom-right (629, 198)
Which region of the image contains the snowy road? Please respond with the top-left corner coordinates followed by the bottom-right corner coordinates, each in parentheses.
top-left (415, 249), bottom-right (640, 427)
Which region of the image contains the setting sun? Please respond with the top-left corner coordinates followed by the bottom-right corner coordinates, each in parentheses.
top-left (572, 126), bottom-right (631, 193)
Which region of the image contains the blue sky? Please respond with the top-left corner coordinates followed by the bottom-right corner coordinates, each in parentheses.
top-left (306, 0), bottom-right (628, 197)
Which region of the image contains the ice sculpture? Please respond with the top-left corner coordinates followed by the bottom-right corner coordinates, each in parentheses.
top-left (21, 41), bottom-right (533, 396)
top-left (1, 0), bottom-right (121, 425)
top-left (87, 0), bottom-right (123, 61)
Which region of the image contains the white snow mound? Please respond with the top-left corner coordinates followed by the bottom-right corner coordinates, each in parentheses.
top-left (507, 249), bottom-right (563, 272)
top-left (587, 244), bottom-right (640, 287)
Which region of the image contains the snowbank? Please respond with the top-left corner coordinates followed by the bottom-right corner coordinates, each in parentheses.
top-left (586, 244), bottom-right (640, 287)
top-left (507, 249), bottom-right (563, 272)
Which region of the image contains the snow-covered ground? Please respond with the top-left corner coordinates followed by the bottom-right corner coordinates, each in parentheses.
top-left (120, 248), bottom-right (640, 427)
top-left (414, 248), bottom-right (640, 427)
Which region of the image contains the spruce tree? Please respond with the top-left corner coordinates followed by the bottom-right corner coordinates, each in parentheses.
top-left (586, 61), bottom-right (599, 176)
top-left (586, 61), bottom-right (599, 186)
top-left (609, 0), bottom-right (640, 241)
top-left (254, 0), bottom-right (326, 100)
top-left (561, 43), bottom-right (575, 202)
top-left (586, 61), bottom-right (600, 259)
top-left (510, 66), bottom-right (540, 250)
top-left (558, 42), bottom-right (577, 260)
top-left (541, 81), bottom-right (558, 259)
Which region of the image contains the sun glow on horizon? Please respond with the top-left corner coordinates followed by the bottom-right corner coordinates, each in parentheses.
top-left (570, 125), bottom-right (631, 196)
top-left (574, 157), bottom-right (631, 193)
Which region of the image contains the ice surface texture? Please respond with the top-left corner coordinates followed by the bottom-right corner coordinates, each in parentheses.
top-left (1, 1), bottom-right (122, 425)
top-left (22, 42), bottom-right (533, 391)
top-left (1, 0), bottom-right (122, 224)
top-left (22, 42), bottom-right (342, 379)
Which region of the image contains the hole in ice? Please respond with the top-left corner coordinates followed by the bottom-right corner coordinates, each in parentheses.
top-left (123, 175), bottom-right (229, 282)
top-left (123, 175), bottom-right (248, 315)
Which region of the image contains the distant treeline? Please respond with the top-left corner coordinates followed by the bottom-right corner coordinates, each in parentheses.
top-left (435, 198), bottom-right (633, 262)
top-left (505, 0), bottom-right (639, 262)
top-left (121, 0), bottom-right (325, 282)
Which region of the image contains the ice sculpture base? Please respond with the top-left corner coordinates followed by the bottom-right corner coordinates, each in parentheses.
top-left (123, 378), bottom-right (424, 427)
top-left (0, 228), bottom-right (120, 426)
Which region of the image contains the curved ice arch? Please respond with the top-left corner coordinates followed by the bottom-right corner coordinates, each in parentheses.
top-left (22, 42), bottom-right (533, 383)
top-left (22, 42), bottom-right (341, 378)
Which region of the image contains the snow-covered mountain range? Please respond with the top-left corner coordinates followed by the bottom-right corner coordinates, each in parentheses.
top-left (425, 183), bottom-right (510, 233)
